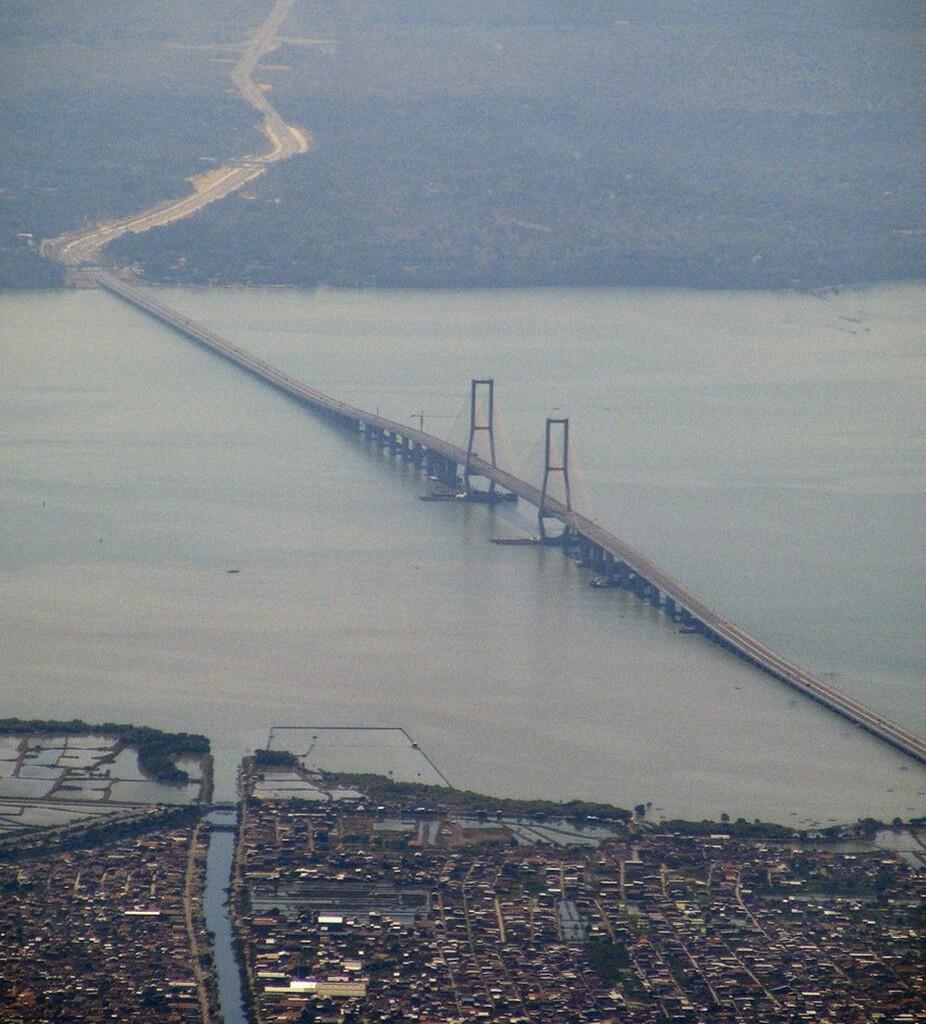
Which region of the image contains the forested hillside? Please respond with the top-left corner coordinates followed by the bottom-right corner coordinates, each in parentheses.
top-left (3, 0), bottom-right (924, 289)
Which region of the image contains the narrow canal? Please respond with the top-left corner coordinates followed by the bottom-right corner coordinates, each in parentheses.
top-left (204, 809), bottom-right (248, 1024)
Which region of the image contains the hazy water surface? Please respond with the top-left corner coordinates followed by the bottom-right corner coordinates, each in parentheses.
top-left (2, 283), bottom-right (924, 823)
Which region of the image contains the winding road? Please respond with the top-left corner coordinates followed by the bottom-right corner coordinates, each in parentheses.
top-left (41, 0), bottom-right (308, 267)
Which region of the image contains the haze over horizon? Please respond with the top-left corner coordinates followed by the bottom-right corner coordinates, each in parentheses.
top-left (1, 0), bottom-right (924, 289)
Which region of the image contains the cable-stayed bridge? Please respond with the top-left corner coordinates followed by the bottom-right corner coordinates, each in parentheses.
top-left (95, 270), bottom-right (926, 766)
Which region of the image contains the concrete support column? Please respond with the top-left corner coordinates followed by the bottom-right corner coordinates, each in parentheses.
top-left (679, 609), bottom-right (699, 631)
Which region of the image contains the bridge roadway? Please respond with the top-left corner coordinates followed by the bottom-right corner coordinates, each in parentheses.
top-left (96, 270), bottom-right (926, 767)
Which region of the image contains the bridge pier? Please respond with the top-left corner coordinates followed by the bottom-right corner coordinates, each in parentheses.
top-left (575, 537), bottom-right (606, 568)
top-left (427, 454), bottom-right (459, 488)
top-left (679, 609), bottom-right (702, 632)
top-left (556, 530), bottom-right (576, 555)
top-left (444, 458), bottom-right (460, 487)
top-left (604, 560), bottom-right (628, 586)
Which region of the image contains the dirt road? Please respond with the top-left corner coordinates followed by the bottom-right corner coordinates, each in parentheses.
top-left (42, 0), bottom-right (309, 267)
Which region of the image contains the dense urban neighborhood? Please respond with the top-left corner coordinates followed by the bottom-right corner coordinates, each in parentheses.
top-left (233, 760), bottom-right (926, 1022)
top-left (0, 730), bottom-right (924, 1022)
top-left (0, 823), bottom-right (219, 1023)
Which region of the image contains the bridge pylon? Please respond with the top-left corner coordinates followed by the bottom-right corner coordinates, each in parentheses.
top-left (464, 378), bottom-right (497, 501)
top-left (538, 417), bottom-right (572, 541)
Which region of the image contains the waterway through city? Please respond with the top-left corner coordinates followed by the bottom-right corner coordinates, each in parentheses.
top-left (2, 282), bottom-right (924, 824)
top-left (203, 810), bottom-right (247, 1024)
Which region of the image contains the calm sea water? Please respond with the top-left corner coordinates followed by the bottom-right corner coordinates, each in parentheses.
top-left (2, 283), bottom-right (924, 823)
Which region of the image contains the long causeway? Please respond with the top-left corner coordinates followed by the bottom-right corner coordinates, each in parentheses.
top-left (96, 270), bottom-right (926, 766)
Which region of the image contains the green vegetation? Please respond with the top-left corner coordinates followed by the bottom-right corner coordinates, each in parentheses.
top-left (317, 772), bottom-right (631, 822)
top-left (111, 1), bottom-right (924, 290)
top-left (0, 0), bottom-right (263, 286)
top-left (253, 749), bottom-right (299, 768)
top-left (2, 1), bottom-right (923, 290)
top-left (656, 818), bottom-right (798, 839)
top-left (0, 718), bottom-right (209, 787)
top-left (586, 937), bottom-right (631, 984)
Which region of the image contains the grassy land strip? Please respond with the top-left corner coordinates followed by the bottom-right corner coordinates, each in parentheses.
top-left (316, 771), bottom-right (631, 822)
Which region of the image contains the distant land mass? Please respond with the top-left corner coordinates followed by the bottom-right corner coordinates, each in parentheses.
top-left (2, 0), bottom-right (924, 289)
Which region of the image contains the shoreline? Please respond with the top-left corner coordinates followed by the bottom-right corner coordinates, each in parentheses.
top-left (4, 273), bottom-right (925, 296)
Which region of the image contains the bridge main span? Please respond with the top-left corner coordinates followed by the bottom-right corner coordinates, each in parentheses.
top-left (95, 271), bottom-right (926, 767)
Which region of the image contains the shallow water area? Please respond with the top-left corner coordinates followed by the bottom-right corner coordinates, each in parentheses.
top-left (0, 728), bottom-right (203, 839)
top-left (269, 726), bottom-right (450, 785)
top-left (2, 283), bottom-right (924, 823)
top-left (0, 799), bottom-right (128, 835)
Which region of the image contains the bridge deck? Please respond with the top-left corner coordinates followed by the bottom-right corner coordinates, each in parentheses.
top-left (96, 271), bottom-right (926, 766)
